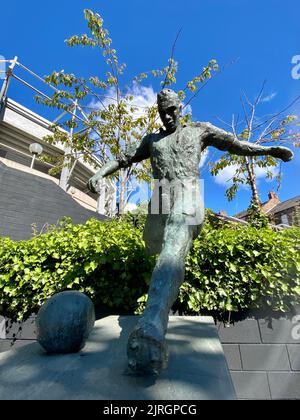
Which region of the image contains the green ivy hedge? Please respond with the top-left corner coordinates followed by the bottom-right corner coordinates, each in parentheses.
top-left (0, 217), bottom-right (300, 320)
top-left (0, 219), bottom-right (154, 320)
top-left (181, 224), bottom-right (300, 313)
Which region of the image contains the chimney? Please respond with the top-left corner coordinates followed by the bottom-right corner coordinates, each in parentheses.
top-left (219, 210), bottom-right (227, 216)
top-left (262, 191), bottom-right (281, 213)
top-left (268, 191), bottom-right (279, 200)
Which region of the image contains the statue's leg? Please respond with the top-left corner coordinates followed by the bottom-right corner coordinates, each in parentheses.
top-left (127, 213), bottom-right (202, 375)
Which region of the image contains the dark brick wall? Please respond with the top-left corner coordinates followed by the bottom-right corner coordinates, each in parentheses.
top-left (0, 162), bottom-right (106, 241)
top-left (217, 314), bottom-right (300, 400)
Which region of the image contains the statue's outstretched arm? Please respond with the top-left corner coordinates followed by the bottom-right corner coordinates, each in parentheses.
top-left (87, 135), bottom-right (151, 194)
top-left (87, 160), bottom-right (120, 194)
top-left (203, 123), bottom-right (294, 162)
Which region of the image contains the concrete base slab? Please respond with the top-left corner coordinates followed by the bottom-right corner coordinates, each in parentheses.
top-left (0, 316), bottom-right (236, 400)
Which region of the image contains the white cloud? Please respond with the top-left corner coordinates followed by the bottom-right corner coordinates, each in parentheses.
top-left (214, 164), bottom-right (240, 186)
top-left (124, 202), bottom-right (138, 213)
top-left (255, 165), bottom-right (279, 179)
top-left (261, 92), bottom-right (277, 103)
top-left (126, 83), bottom-right (157, 115)
top-left (89, 83), bottom-right (192, 124)
top-left (90, 83), bottom-right (157, 121)
top-left (88, 83), bottom-right (158, 143)
top-left (214, 163), bottom-right (279, 187)
top-left (200, 149), bottom-right (209, 168)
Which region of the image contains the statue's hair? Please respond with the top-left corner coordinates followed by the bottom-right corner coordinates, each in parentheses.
top-left (157, 89), bottom-right (181, 109)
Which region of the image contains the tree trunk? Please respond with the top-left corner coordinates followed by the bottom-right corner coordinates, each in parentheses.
top-left (59, 148), bottom-right (72, 191)
top-left (118, 169), bottom-right (127, 215)
top-left (60, 101), bottom-right (77, 192)
top-left (245, 157), bottom-right (261, 207)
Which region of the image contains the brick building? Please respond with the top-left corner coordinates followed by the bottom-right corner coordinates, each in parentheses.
top-left (235, 192), bottom-right (300, 227)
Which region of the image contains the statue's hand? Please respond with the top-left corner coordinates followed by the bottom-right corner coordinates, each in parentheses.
top-left (271, 146), bottom-right (294, 162)
top-left (87, 173), bottom-right (104, 194)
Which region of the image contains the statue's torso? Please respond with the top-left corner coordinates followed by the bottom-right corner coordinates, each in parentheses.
top-left (148, 125), bottom-right (205, 180)
top-left (143, 125), bottom-right (206, 255)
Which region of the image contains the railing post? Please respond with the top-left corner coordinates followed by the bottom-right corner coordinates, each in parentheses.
top-left (59, 100), bottom-right (78, 191)
top-left (0, 56), bottom-right (18, 105)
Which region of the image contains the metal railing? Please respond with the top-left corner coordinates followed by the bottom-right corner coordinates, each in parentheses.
top-left (0, 57), bottom-right (104, 189)
top-left (0, 57), bottom-right (86, 126)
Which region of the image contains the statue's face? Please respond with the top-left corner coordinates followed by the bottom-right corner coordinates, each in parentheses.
top-left (159, 105), bottom-right (181, 133)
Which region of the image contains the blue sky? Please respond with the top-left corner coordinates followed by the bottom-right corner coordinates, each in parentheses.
top-left (1, 0), bottom-right (300, 215)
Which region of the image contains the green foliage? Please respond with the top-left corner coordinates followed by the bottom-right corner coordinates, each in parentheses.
top-left (178, 224), bottom-right (300, 314)
top-left (1, 219), bottom-right (299, 321)
top-left (0, 219), bottom-right (154, 320)
top-left (120, 211), bottom-right (148, 232)
top-left (246, 201), bottom-right (270, 229)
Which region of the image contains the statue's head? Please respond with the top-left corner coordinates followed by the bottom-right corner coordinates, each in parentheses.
top-left (157, 89), bottom-right (182, 133)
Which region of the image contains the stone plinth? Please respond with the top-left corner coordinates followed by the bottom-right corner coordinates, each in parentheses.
top-left (0, 316), bottom-right (235, 400)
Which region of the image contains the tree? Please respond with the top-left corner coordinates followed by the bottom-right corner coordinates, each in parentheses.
top-left (36, 9), bottom-right (218, 215)
top-left (211, 83), bottom-right (300, 211)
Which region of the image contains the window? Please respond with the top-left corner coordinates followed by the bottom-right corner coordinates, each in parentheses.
top-left (281, 214), bottom-right (289, 225)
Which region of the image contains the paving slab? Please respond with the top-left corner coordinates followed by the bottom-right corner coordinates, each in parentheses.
top-left (287, 345), bottom-right (300, 371)
top-left (239, 344), bottom-right (290, 371)
top-left (268, 372), bottom-right (300, 400)
top-left (0, 316), bottom-right (236, 400)
top-left (230, 371), bottom-right (271, 400)
top-left (217, 319), bottom-right (261, 344)
top-left (222, 345), bottom-right (242, 371)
